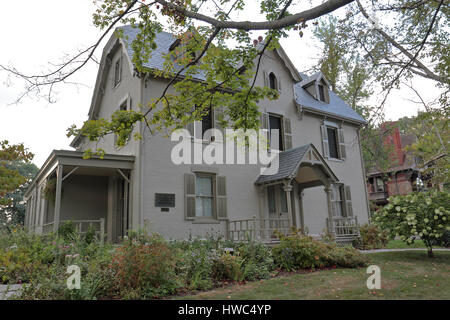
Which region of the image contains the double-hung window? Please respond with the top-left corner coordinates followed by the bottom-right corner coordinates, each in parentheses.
top-left (327, 127), bottom-right (339, 159)
top-left (195, 175), bottom-right (214, 217)
top-left (321, 123), bottom-right (346, 160)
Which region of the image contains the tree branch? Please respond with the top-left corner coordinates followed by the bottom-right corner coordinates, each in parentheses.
top-left (155, 0), bottom-right (355, 30)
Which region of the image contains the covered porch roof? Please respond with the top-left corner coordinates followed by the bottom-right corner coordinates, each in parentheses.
top-left (24, 150), bottom-right (135, 199)
top-left (254, 143), bottom-right (338, 188)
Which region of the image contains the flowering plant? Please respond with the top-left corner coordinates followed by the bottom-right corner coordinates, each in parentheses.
top-left (373, 191), bottom-right (450, 257)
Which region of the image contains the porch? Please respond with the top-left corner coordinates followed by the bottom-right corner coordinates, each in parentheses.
top-left (24, 150), bottom-right (135, 243)
top-left (228, 144), bottom-right (359, 243)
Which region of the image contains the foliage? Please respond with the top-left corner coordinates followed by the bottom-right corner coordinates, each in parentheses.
top-left (110, 233), bottom-right (180, 298)
top-left (212, 253), bottom-right (245, 282)
top-left (373, 191), bottom-right (450, 257)
top-left (313, 16), bottom-right (394, 175)
top-left (398, 108), bottom-right (449, 187)
top-left (272, 231), bottom-right (367, 271)
top-left (353, 223), bottom-right (389, 250)
top-left (231, 241), bottom-right (274, 281)
top-left (0, 141), bottom-right (34, 207)
top-left (325, 1), bottom-right (448, 89)
top-left (0, 161), bottom-right (38, 230)
top-left (57, 221), bottom-right (77, 241)
top-left (1, 229), bottom-right (367, 300)
top-left (172, 237), bottom-right (222, 290)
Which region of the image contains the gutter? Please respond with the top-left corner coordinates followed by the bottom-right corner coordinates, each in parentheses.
top-left (295, 101), bottom-right (367, 126)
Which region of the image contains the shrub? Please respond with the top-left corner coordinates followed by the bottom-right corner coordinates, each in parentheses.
top-left (58, 221), bottom-right (76, 241)
top-left (172, 239), bottom-right (219, 291)
top-left (232, 241), bottom-right (274, 280)
top-left (110, 234), bottom-right (180, 298)
top-left (212, 253), bottom-right (245, 282)
top-left (354, 223), bottom-right (389, 249)
top-left (272, 232), bottom-right (367, 271)
top-left (373, 191), bottom-right (450, 257)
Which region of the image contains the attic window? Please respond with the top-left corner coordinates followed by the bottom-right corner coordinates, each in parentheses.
top-left (269, 72), bottom-right (277, 90)
top-left (318, 84), bottom-right (325, 102)
top-left (114, 57), bottom-right (122, 87)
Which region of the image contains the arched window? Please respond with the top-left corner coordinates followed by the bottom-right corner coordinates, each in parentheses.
top-left (269, 72), bottom-right (277, 90)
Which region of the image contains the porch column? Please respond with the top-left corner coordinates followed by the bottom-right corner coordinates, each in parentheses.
top-left (53, 164), bottom-right (63, 233)
top-left (324, 185), bottom-right (335, 236)
top-left (297, 188), bottom-right (305, 232)
top-left (283, 181), bottom-right (293, 230)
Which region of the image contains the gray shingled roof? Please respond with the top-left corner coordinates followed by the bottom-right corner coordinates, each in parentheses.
top-left (255, 144), bottom-right (310, 185)
top-left (295, 72), bottom-right (366, 124)
top-left (120, 25), bottom-right (207, 79)
top-left (119, 25), bottom-right (366, 124)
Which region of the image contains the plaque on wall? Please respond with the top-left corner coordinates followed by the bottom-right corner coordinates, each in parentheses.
top-left (155, 193), bottom-right (175, 208)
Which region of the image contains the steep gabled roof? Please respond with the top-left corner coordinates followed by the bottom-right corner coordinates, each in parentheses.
top-left (255, 143), bottom-right (338, 185)
top-left (72, 26), bottom-right (366, 149)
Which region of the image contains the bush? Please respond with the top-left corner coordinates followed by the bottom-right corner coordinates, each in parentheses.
top-left (172, 239), bottom-right (219, 290)
top-left (111, 233), bottom-right (180, 298)
top-left (212, 253), bottom-right (245, 282)
top-left (272, 232), bottom-right (367, 271)
top-left (58, 221), bottom-right (76, 241)
top-left (354, 224), bottom-right (389, 249)
top-left (373, 191), bottom-right (450, 257)
top-left (234, 241), bottom-right (274, 281)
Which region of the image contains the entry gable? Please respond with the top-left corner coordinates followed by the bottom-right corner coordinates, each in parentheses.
top-left (255, 143), bottom-right (338, 186)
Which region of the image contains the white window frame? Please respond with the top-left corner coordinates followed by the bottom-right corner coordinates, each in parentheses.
top-left (194, 173), bottom-right (216, 219)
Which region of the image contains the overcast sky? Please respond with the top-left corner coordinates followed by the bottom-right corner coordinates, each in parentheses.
top-left (0, 1), bottom-right (440, 167)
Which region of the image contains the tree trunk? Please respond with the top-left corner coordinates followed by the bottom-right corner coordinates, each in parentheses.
top-left (427, 246), bottom-right (434, 258)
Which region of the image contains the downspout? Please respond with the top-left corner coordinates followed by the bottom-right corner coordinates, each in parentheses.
top-left (357, 126), bottom-right (371, 224)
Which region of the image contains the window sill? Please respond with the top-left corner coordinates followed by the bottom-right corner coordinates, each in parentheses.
top-left (327, 157), bottom-right (344, 163)
top-left (190, 218), bottom-right (222, 224)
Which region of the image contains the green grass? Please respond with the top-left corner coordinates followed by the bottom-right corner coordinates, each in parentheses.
top-left (174, 251), bottom-right (450, 300)
top-left (386, 240), bottom-right (446, 249)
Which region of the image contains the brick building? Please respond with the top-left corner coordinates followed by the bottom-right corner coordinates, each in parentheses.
top-left (366, 122), bottom-right (420, 206)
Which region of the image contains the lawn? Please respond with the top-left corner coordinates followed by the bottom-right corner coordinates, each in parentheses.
top-left (175, 251), bottom-right (450, 300)
top-left (385, 239), bottom-right (446, 249)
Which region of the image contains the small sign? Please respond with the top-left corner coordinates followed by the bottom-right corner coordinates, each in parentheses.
top-left (155, 193), bottom-right (175, 208)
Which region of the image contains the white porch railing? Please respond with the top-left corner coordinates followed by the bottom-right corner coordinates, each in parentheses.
top-left (327, 216), bottom-right (359, 239)
top-left (227, 216), bottom-right (291, 242)
top-left (41, 218), bottom-right (105, 241)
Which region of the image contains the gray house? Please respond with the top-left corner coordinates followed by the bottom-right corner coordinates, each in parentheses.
top-left (24, 26), bottom-right (370, 243)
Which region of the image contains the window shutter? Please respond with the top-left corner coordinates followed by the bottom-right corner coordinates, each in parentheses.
top-left (213, 107), bottom-right (224, 142)
top-left (260, 112), bottom-right (269, 150)
top-left (263, 71), bottom-right (269, 87)
top-left (320, 125), bottom-right (330, 158)
top-left (344, 185), bottom-right (353, 217)
top-left (338, 128), bottom-right (346, 160)
top-left (216, 176), bottom-right (227, 219)
top-left (184, 173), bottom-right (196, 220)
top-left (330, 186), bottom-right (336, 216)
top-left (277, 77), bottom-right (282, 92)
top-left (283, 117), bottom-right (292, 150)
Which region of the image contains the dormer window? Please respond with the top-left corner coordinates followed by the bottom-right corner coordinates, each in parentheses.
top-left (318, 84), bottom-right (325, 102)
top-left (300, 72), bottom-right (330, 103)
top-left (269, 72), bottom-right (277, 90)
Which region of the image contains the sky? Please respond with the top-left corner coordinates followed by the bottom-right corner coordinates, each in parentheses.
top-left (0, 1), bottom-right (441, 168)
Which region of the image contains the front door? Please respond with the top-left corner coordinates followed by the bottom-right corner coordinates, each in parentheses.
top-left (267, 185), bottom-right (289, 232)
